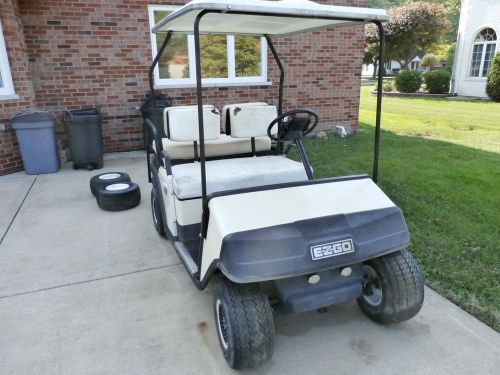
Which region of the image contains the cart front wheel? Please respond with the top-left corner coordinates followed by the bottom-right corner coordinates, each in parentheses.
top-left (357, 249), bottom-right (424, 324)
top-left (214, 278), bottom-right (274, 369)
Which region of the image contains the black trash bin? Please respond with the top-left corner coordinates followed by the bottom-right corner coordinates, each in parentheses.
top-left (140, 94), bottom-right (172, 147)
top-left (63, 108), bottom-right (103, 170)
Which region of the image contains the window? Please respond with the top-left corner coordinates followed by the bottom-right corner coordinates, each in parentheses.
top-left (0, 21), bottom-right (16, 98)
top-left (148, 5), bottom-right (268, 87)
top-left (411, 61), bottom-right (419, 70)
top-left (469, 28), bottom-right (497, 78)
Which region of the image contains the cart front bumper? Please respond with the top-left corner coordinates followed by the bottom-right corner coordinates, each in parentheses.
top-left (218, 206), bottom-right (409, 283)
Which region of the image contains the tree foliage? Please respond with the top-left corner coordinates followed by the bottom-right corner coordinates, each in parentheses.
top-left (366, 2), bottom-right (451, 70)
top-left (235, 36), bottom-right (261, 77)
top-left (367, 1), bottom-right (459, 44)
top-left (200, 35), bottom-right (228, 78)
top-left (486, 53), bottom-right (500, 102)
top-left (427, 42), bottom-right (455, 72)
top-left (420, 54), bottom-right (439, 69)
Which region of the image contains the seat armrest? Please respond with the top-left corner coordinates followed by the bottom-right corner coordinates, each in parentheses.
top-left (145, 118), bottom-right (163, 155)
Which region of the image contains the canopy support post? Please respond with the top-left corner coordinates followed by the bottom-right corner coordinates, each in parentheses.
top-left (194, 10), bottom-right (211, 282)
top-left (372, 21), bottom-right (385, 183)
top-left (265, 35), bottom-right (285, 154)
top-left (146, 31), bottom-right (172, 182)
top-left (149, 31), bottom-right (173, 110)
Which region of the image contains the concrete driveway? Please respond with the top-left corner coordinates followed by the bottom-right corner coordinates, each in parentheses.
top-left (0, 151), bottom-right (498, 375)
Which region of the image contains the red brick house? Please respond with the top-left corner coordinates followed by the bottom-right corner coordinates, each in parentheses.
top-left (0, 0), bottom-right (366, 175)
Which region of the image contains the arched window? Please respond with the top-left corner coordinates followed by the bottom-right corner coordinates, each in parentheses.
top-left (469, 28), bottom-right (497, 78)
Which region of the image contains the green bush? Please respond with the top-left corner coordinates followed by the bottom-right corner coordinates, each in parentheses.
top-left (486, 53), bottom-right (500, 102)
top-left (424, 70), bottom-right (450, 94)
top-left (383, 79), bottom-right (394, 92)
top-left (395, 70), bottom-right (422, 93)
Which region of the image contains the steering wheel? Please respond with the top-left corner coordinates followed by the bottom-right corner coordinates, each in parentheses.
top-left (267, 109), bottom-right (319, 142)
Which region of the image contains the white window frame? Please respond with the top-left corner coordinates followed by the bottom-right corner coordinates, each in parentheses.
top-left (468, 27), bottom-right (498, 79)
top-left (0, 20), bottom-right (17, 99)
top-left (148, 5), bottom-right (269, 88)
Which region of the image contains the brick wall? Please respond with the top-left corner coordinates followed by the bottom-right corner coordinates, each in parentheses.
top-left (0, 0), bottom-right (36, 175)
top-left (1, 0), bottom-right (366, 175)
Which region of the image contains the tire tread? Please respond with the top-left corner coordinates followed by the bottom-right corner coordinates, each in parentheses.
top-left (214, 279), bottom-right (274, 369)
top-left (358, 250), bottom-right (424, 324)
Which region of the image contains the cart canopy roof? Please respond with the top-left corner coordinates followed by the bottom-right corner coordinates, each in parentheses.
top-left (152, 0), bottom-right (388, 36)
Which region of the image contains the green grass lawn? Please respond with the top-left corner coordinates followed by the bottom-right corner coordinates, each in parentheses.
top-left (300, 87), bottom-right (500, 330)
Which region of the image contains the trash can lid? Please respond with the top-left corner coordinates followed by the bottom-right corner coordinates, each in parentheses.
top-left (11, 110), bottom-right (56, 129)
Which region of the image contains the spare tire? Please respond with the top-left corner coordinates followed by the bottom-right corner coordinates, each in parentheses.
top-left (90, 172), bottom-right (131, 197)
top-left (96, 182), bottom-right (141, 211)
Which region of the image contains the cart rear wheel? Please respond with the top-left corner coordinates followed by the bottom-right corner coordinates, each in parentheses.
top-left (357, 249), bottom-right (424, 324)
top-left (214, 278), bottom-right (274, 369)
top-left (150, 187), bottom-right (165, 236)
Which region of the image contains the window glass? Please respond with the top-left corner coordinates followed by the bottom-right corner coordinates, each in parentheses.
top-left (200, 35), bottom-right (228, 78)
top-left (149, 6), bottom-right (267, 86)
top-left (474, 28), bottom-right (497, 42)
top-left (235, 36), bottom-right (262, 77)
top-left (154, 10), bottom-right (189, 79)
top-left (482, 43), bottom-right (496, 77)
top-left (470, 28), bottom-right (498, 78)
top-left (0, 20), bottom-right (16, 96)
top-left (469, 44), bottom-right (483, 77)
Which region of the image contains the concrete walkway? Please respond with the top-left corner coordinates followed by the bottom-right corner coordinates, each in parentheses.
top-left (0, 152), bottom-right (498, 374)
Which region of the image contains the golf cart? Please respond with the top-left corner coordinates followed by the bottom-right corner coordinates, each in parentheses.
top-left (145, 0), bottom-right (424, 369)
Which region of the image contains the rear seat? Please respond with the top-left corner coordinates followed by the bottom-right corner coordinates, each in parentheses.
top-left (156, 103), bottom-right (272, 159)
top-left (169, 104), bottom-right (307, 199)
top-left (161, 135), bottom-right (270, 160)
top-left (221, 102), bottom-right (267, 135)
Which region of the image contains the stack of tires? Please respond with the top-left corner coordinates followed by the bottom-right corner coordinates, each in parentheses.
top-left (90, 172), bottom-right (141, 211)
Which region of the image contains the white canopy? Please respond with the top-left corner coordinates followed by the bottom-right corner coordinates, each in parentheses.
top-left (152, 0), bottom-right (388, 36)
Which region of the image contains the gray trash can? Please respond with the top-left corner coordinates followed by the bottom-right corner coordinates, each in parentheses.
top-left (63, 108), bottom-right (103, 170)
top-left (11, 110), bottom-right (59, 175)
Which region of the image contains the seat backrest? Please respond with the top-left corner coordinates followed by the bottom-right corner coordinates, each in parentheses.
top-left (164, 105), bottom-right (220, 142)
top-left (221, 102), bottom-right (268, 135)
top-left (229, 105), bottom-right (278, 138)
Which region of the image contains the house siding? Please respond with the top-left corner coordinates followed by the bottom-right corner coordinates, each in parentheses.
top-left (0, 0), bottom-right (37, 175)
top-left (1, 0), bottom-right (366, 175)
top-left (452, 0), bottom-right (500, 97)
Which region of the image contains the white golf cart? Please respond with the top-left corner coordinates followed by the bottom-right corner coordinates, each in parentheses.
top-left (145, 0), bottom-right (424, 369)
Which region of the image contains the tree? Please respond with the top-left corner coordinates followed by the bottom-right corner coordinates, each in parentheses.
top-left (420, 54), bottom-right (439, 69)
top-left (364, 23), bottom-right (381, 79)
top-left (486, 53), bottom-right (500, 102)
top-left (429, 42), bottom-right (456, 71)
top-left (235, 36), bottom-right (261, 77)
top-left (367, 1), bottom-right (460, 43)
top-left (384, 2), bottom-right (451, 69)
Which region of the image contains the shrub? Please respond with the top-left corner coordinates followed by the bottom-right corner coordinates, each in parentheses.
top-left (486, 53), bottom-right (500, 102)
top-left (395, 70), bottom-right (423, 93)
top-left (383, 80), bottom-right (394, 92)
top-left (424, 70), bottom-right (450, 94)
top-left (420, 54), bottom-right (439, 70)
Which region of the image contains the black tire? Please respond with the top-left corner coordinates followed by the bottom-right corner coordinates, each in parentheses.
top-left (96, 182), bottom-right (141, 212)
top-left (214, 278), bottom-right (274, 369)
top-left (90, 172), bottom-right (131, 197)
top-left (357, 249), bottom-right (424, 324)
top-left (150, 187), bottom-right (165, 236)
